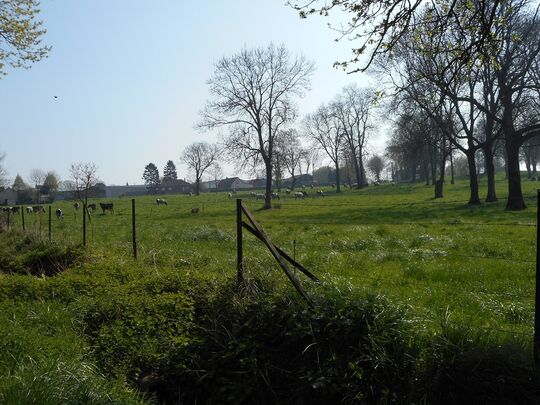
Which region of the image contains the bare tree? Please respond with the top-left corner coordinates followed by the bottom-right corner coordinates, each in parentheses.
top-left (334, 85), bottom-right (376, 188)
top-left (276, 129), bottom-right (304, 190)
top-left (70, 162), bottom-right (98, 210)
top-left (181, 142), bottom-right (219, 195)
top-left (198, 44), bottom-right (314, 208)
top-left (29, 168), bottom-right (46, 187)
top-left (304, 103), bottom-right (344, 192)
top-left (209, 162), bottom-right (224, 190)
top-left (0, 153), bottom-right (8, 188)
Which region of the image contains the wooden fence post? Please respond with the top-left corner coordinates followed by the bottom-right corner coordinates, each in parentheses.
top-left (21, 206), bottom-right (25, 231)
top-left (535, 189), bottom-right (540, 366)
top-left (132, 199), bottom-right (137, 259)
top-left (6, 208), bottom-right (10, 231)
top-left (82, 203), bottom-right (86, 247)
top-left (237, 199), bottom-right (243, 285)
top-left (48, 205), bottom-right (52, 241)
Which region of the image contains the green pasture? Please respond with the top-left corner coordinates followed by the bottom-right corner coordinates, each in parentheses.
top-left (11, 175), bottom-right (538, 337)
top-left (1, 174), bottom-right (539, 403)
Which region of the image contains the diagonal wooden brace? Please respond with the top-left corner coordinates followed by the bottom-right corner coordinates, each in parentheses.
top-left (241, 202), bottom-right (313, 306)
top-left (242, 221), bottom-right (319, 282)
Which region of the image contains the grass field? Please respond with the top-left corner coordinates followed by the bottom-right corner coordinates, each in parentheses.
top-left (1, 174), bottom-right (539, 403)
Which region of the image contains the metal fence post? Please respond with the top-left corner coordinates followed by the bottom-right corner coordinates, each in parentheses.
top-left (237, 199), bottom-right (243, 285)
top-left (132, 199), bottom-right (137, 259)
top-left (83, 203), bottom-right (86, 247)
top-left (48, 206), bottom-right (52, 241)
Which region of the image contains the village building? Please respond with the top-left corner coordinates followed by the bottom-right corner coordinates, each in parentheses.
top-left (216, 177), bottom-right (254, 191)
top-left (0, 188), bottom-right (17, 206)
top-left (157, 178), bottom-right (192, 194)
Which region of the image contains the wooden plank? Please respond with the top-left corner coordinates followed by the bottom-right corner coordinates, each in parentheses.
top-left (242, 221), bottom-right (319, 282)
top-left (241, 203), bottom-right (313, 306)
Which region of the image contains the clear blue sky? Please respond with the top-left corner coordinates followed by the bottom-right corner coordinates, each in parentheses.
top-left (0, 1), bottom-right (378, 185)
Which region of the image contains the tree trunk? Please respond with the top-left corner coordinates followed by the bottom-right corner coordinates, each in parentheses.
top-left (524, 148), bottom-right (532, 179)
top-left (450, 150), bottom-right (455, 184)
top-left (505, 137), bottom-right (526, 210)
top-left (466, 152), bottom-right (481, 205)
top-left (423, 157), bottom-right (429, 186)
top-left (429, 147), bottom-right (436, 186)
top-left (411, 160), bottom-right (417, 183)
top-left (483, 145), bottom-right (498, 202)
top-left (435, 152), bottom-right (446, 199)
top-left (264, 162), bottom-right (273, 209)
top-left (335, 161), bottom-right (341, 193)
top-left (351, 145), bottom-right (362, 189)
top-left (358, 151), bottom-right (367, 188)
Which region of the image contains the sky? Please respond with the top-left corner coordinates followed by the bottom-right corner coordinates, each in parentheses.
top-left (0, 1), bottom-right (383, 186)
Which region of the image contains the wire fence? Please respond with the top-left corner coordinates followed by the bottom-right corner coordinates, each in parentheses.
top-left (0, 194), bottom-right (537, 343)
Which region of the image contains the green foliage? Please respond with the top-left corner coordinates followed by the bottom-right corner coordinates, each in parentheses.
top-left (0, 0), bottom-right (50, 77)
top-left (142, 163), bottom-right (160, 191)
top-left (0, 235), bottom-right (84, 276)
top-left (171, 287), bottom-right (414, 404)
top-left (1, 176), bottom-right (540, 402)
top-left (162, 160), bottom-right (177, 181)
top-left (0, 300), bottom-right (144, 404)
top-left (78, 288), bottom-right (194, 382)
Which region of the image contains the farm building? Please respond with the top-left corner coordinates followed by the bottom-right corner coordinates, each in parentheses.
top-left (105, 184), bottom-right (148, 198)
top-left (0, 188), bottom-right (17, 206)
top-left (216, 177), bottom-right (254, 191)
top-left (282, 174), bottom-right (315, 188)
top-left (158, 179), bottom-right (192, 194)
top-left (249, 178), bottom-right (267, 189)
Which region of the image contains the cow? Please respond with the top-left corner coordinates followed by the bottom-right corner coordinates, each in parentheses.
top-left (255, 193), bottom-right (266, 200)
top-left (33, 206), bottom-right (45, 213)
top-left (250, 192), bottom-right (257, 198)
top-left (191, 207), bottom-right (199, 214)
top-left (74, 202), bottom-right (80, 210)
top-left (26, 207), bottom-right (33, 214)
top-left (294, 191), bottom-right (305, 199)
top-left (271, 192), bottom-right (280, 200)
top-left (316, 190), bottom-right (325, 197)
top-left (55, 208), bottom-right (64, 219)
top-left (227, 193), bottom-right (232, 200)
top-left (88, 204), bottom-right (97, 212)
top-left (156, 198), bottom-right (167, 205)
top-left (99, 202), bottom-right (114, 214)
top-left (11, 207), bottom-right (20, 214)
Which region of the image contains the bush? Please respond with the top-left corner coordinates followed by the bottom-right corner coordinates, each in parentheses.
top-left (0, 234), bottom-right (84, 276)
top-left (155, 282), bottom-right (415, 404)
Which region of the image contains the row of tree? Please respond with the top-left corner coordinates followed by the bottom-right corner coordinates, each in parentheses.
top-left (292, 0), bottom-right (540, 210)
top-left (380, 0), bottom-right (540, 210)
top-left (198, 44), bottom-right (381, 208)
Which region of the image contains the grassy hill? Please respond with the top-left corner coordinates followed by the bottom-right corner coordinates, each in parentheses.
top-left (1, 174), bottom-right (539, 403)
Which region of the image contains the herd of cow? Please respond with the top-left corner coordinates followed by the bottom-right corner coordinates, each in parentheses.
top-left (245, 189), bottom-right (325, 200)
top-left (2, 188), bottom-right (327, 224)
top-left (0, 202), bottom-right (116, 221)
